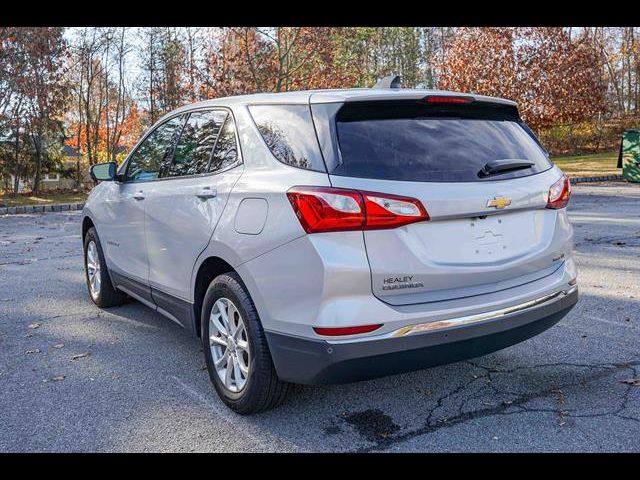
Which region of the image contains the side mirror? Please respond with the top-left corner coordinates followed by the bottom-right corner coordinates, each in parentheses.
top-left (90, 162), bottom-right (117, 182)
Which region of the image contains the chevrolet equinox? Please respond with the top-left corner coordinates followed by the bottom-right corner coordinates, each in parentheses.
top-left (82, 85), bottom-right (578, 414)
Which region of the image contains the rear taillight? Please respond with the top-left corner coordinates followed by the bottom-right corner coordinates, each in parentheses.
top-left (286, 187), bottom-right (365, 233)
top-left (313, 324), bottom-right (383, 336)
top-left (546, 174), bottom-right (571, 209)
top-left (287, 187), bottom-right (429, 234)
top-left (361, 191), bottom-right (429, 229)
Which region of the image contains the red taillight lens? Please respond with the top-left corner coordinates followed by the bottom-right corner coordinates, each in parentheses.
top-left (313, 324), bottom-right (383, 336)
top-left (546, 174), bottom-right (571, 209)
top-left (286, 187), bottom-right (365, 233)
top-left (287, 187), bottom-right (429, 234)
top-left (426, 95), bottom-right (473, 105)
top-left (361, 191), bottom-right (429, 229)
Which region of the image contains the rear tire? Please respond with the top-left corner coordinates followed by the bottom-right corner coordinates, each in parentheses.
top-left (83, 227), bottom-right (127, 308)
top-left (201, 272), bottom-right (289, 414)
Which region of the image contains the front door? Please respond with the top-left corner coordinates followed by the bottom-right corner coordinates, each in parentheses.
top-left (99, 181), bottom-right (147, 285)
top-left (104, 114), bottom-right (185, 296)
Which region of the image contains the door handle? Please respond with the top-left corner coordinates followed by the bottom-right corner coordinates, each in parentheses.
top-left (132, 191), bottom-right (145, 201)
top-left (196, 187), bottom-right (217, 200)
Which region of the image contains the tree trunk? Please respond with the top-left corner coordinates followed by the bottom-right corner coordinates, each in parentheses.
top-left (12, 165), bottom-right (20, 195)
top-left (32, 130), bottom-right (43, 195)
top-left (11, 107), bottom-right (22, 195)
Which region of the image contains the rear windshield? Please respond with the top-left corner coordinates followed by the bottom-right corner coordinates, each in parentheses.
top-left (331, 102), bottom-right (551, 182)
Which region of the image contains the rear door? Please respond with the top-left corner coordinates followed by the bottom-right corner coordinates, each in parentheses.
top-left (143, 108), bottom-right (243, 306)
top-left (313, 98), bottom-right (567, 306)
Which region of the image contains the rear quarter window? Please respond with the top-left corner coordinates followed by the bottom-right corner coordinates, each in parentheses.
top-left (323, 101), bottom-right (552, 183)
top-left (248, 104), bottom-right (326, 172)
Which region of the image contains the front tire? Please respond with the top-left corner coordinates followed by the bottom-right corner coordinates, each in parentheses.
top-left (83, 227), bottom-right (127, 308)
top-left (201, 273), bottom-right (288, 414)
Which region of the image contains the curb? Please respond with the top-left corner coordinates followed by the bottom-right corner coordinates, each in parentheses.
top-left (0, 202), bottom-right (85, 216)
top-left (570, 174), bottom-right (624, 184)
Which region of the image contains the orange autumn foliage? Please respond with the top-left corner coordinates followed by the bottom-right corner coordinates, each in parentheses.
top-left (438, 27), bottom-right (607, 132)
top-left (66, 103), bottom-right (143, 163)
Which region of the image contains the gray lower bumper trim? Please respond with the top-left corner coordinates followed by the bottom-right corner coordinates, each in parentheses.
top-left (265, 287), bottom-right (579, 385)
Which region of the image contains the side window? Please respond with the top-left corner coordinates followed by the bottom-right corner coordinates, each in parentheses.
top-left (209, 115), bottom-right (239, 172)
top-left (248, 104), bottom-right (326, 172)
top-left (125, 116), bottom-right (184, 182)
top-left (167, 110), bottom-right (227, 177)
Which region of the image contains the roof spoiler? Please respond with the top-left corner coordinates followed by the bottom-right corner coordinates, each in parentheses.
top-left (373, 74), bottom-right (401, 89)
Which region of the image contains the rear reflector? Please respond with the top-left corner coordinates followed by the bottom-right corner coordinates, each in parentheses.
top-left (313, 324), bottom-right (383, 336)
top-left (426, 95), bottom-right (473, 105)
top-left (287, 187), bottom-right (429, 233)
top-left (546, 174), bottom-right (571, 209)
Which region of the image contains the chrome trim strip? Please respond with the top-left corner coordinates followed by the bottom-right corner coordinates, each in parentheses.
top-left (391, 286), bottom-right (577, 338)
top-left (116, 285), bottom-right (156, 310)
top-left (156, 306), bottom-right (185, 327)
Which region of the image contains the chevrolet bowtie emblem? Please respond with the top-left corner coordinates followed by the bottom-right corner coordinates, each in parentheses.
top-left (486, 197), bottom-right (512, 209)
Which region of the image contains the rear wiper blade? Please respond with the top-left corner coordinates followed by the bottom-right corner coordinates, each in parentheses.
top-left (478, 159), bottom-right (534, 178)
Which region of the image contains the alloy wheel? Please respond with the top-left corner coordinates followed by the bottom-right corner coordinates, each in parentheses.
top-left (209, 297), bottom-right (250, 392)
top-left (86, 240), bottom-right (101, 299)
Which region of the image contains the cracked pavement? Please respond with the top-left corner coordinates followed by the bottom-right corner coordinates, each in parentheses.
top-left (0, 182), bottom-right (639, 452)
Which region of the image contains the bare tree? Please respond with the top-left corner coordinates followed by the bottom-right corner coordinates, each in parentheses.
top-left (9, 27), bottom-right (70, 194)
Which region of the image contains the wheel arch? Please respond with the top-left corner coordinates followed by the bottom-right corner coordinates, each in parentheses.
top-left (192, 256), bottom-right (237, 337)
top-left (82, 215), bottom-right (95, 241)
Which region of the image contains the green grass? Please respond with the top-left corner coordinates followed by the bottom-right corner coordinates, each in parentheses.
top-left (0, 190), bottom-right (88, 208)
top-left (551, 151), bottom-right (620, 178)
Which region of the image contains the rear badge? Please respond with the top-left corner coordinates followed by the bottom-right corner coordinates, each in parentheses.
top-left (486, 197), bottom-right (512, 209)
top-left (382, 275), bottom-right (424, 291)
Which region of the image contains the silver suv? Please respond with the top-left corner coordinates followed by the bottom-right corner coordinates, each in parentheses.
top-left (82, 86), bottom-right (578, 414)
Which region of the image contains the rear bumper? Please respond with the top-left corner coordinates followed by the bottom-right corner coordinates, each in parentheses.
top-left (265, 286), bottom-right (578, 384)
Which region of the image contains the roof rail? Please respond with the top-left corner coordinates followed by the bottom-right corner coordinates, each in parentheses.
top-left (373, 74), bottom-right (402, 89)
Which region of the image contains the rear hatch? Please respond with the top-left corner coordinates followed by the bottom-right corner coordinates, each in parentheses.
top-left (311, 96), bottom-right (565, 306)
